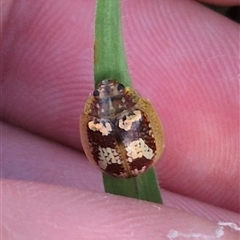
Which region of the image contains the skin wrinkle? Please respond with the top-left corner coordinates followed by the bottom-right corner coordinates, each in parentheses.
top-left (2, 0), bottom-right (94, 149)
top-left (123, 0), bottom-right (239, 211)
top-left (197, 0), bottom-right (240, 5)
top-left (162, 187), bottom-right (240, 224)
top-left (2, 122), bottom-right (239, 225)
top-left (2, 179), bottom-right (239, 240)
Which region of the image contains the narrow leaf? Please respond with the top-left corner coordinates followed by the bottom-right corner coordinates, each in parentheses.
top-left (94, 0), bottom-right (162, 204)
top-left (94, 0), bottom-right (131, 87)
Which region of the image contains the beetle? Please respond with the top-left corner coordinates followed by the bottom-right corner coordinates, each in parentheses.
top-left (80, 79), bottom-right (164, 178)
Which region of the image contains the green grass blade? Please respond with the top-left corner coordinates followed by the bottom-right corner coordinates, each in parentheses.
top-left (103, 168), bottom-right (162, 203)
top-left (94, 0), bottom-right (162, 204)
top-left (94, 0), bottom-right (131, 87)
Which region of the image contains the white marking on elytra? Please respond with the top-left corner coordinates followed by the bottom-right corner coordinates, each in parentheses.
top-left (88, 121), bottom-right (112, 136)
top-left (131, 166), bottom-right (146, 176)
top-left (118, 110), bottom-right (141, 131)
top-left (98, 146), bottom-right (121, 170)
top-left (113, 172), bottom-right (128, 178)
top-left (126, 138), bottom-right (154, 161)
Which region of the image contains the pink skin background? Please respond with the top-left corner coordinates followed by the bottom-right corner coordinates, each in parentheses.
top-left (1, 0), bottom-right (239, 239)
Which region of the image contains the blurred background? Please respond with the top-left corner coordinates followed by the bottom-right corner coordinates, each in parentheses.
top-left (203, 3), bottom-right (239, 23)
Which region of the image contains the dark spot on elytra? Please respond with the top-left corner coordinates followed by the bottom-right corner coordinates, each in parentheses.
top-left (117, 110), bottom-right (157, 152)
top-left (130, 157), bottom-right (154, 171)
top-left (105, 163), bottom-right (125, 177)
